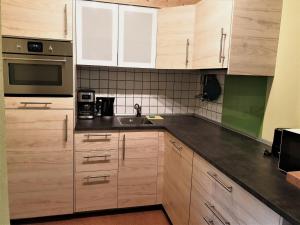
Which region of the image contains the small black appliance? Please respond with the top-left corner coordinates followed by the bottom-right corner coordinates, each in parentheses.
top-left (96, 97), bottom-right (115, 117)
top-left (77, 89), bottom-right (95, 119)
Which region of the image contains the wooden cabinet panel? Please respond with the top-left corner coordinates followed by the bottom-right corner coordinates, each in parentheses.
top-left (118, 158), bottom-right (158, 208)
top-left (156, 131), bottom-right (165, 204)
top-left (5, 97), bottom-right (74, 110)
top-left (1, 0), bottom-right (72, 40)
top-left (118, 131), bottom-right (159, 208)
top-left (156, 5), bottom-right (195, 69)
top-left (191, 153), bottom-right (281, 225)
top-left (118, 5), bottom-right (157, 68)
top-left (163, 133), bottom-right (193, 225)
top-left (75, 149), bottom-right (118, 172)
top-left (5, 107), bottom-right (74, 219)
top-left (228, 0), bottom-right (282, 76)
top-left (5, 109), bottom-right (73, 131)
top-left (7, 150), bottom-right (73, 219)
top-left (75, 132), bottom-right (119, 151)
top-left (193, 0), bottom-right (233, 69)
top-left (75, 170), bottom-right (118, 212)
top-left (76, 1), bottom-right (118, 66)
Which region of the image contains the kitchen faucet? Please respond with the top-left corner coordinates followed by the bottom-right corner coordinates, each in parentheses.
top-left (134, 104), bottom-right (142, 117)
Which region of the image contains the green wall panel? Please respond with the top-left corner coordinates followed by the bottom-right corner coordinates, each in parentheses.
top-left (222, 76), bottom-right (268, 138)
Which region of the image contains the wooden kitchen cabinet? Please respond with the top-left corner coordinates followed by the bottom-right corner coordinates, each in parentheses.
top-left (163, 133), bottom-right (193, 225)
top-left (118, 5), bottom-right (157, 68)
top-left (156, 5), bottom-right (195, 69)
top-left (76, 1), bottom-right (118, 66)
top-left (74, 131), bottom-right (119, 212)
top-left (118, 131), bottom-right (159, 208)
top-left (5, 98), bottom-right (74, 219)
top-left (1, 0), bottom-right (72, 40)
top-left (190, 153), bottom-right (282, 225)
top-left (193, 0), bottom-right (233, 69)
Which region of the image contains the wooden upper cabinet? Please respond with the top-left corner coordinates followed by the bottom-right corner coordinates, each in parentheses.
top-left (1, 0), bottom-right (72, 40)
top-left (228, 0), bottom-right (283, 76)
top-left (193, 0), bottom-right (233, 69)
top-left (156, 5), bottom-right (196, 69)
top-left (76, 1), bottom-right (118, 66)
top-left (118, 5), bottom-right (157, 68)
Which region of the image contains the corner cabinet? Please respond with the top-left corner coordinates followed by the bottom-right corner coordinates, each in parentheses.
top-left (1, 0), bottom-right (72, 40)
top-left (76, 1), bottom-right (118, 66)
top-left (118, 6), bottom-right (157, 68)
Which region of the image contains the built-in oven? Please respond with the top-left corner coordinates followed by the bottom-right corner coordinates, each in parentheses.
top-left (2, 37), bottom-right (73, 96)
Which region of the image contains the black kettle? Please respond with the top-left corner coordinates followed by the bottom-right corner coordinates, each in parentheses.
top-left (96, 97), bottom-right (115, 117)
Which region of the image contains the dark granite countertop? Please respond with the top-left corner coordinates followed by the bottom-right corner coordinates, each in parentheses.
top-left (75, 115), bottom-right (300, 225)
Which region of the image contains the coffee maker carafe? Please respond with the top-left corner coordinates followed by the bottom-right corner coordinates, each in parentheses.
top-left (77, 89), bottom-right (95, 119)
top-left (96, 97), bottom-right (115, 117)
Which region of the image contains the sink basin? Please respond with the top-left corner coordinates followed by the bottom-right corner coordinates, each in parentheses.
top-left (117, 117), bottom-right (153, 125)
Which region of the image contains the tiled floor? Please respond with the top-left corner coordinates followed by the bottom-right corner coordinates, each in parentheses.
top-left (23, 210), bottom-right (170, 225)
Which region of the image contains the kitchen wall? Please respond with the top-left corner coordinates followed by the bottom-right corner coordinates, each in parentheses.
top-left (77, 66), bottom-right (225, 122)
top-left (261, 0), bottom-right (300, 142)
top-left (0, 16), bottom-right (10, 225)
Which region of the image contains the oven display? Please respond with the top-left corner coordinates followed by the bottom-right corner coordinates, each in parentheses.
top-left (27, 42), bottom-right (43, 52)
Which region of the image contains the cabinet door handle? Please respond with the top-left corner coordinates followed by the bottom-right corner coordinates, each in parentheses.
top-left (185, 38), bottom-right (190, 67)
top-left (64, 3), bottom-right (68, 36)
top-left (122, 134), bottom-right (126, 160)
top-left (205, 202), bottom-right (230, 225)
top-left (207, 171), bottom-right (233, 193)
top-left (65, 114), bottom-right (68, 142)
top-left (203, 217), bottom-right (215, 225)
top-left (169, 140), bottom-right (183, 154)
top-left (219, 28), bottom-right (227, 64)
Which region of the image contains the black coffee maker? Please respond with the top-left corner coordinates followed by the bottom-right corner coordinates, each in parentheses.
top-left (77, 89), bottom-right (95, 119)
top-left (95, 97), bottom-right (115, 117)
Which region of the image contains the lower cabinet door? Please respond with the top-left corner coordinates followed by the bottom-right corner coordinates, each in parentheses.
top-left (75, 170), bottom-right (118, 212)
top-left (163, 134), bottom-right (193, 225)
top-left (118, 158), bottom-right (158, 208)
top-left (7, 150), bottom-right (73, 219)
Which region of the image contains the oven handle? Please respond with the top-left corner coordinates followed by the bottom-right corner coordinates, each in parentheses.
top-left (2, 57), bottom-right (67, 63)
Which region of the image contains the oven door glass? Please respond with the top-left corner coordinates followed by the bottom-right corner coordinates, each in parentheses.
top-left (8, 63), bottom-right (62, 86)
top-left (3, 54), bottom-right (73, 96)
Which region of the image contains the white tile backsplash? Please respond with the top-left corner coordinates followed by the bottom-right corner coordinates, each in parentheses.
top-left (77, 66), bottom-right (225, 122)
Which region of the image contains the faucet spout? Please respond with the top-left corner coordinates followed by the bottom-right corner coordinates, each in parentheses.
top-left (134, 103), bottom-right (142, 117)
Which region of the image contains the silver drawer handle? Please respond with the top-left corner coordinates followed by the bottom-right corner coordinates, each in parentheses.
top-left (19, 102), bottom-right (52, 109)
top-left (207, 171), bottom-right (233, 193)
top-left (84, 175), bottom-right (110, 182)
top-left (205, 202), bottom-right (230, 225)
top-left (83, 154), bottom-right (111, 159)
top-left (169, 140), bottom-right (183, 152)
top-left (85, 134), bottom-right (112, 140)
top-left (3, 57), bottom-right (67, 63)
top-left (203, 217), bottom-right (215, 225)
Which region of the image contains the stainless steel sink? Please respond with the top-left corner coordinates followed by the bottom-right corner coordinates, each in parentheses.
top-left (117, 117), bottom-right (153, 125)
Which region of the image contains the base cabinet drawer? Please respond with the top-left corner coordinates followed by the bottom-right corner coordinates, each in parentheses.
top-left (75, 149), bottom-right (118, 172)
top-left (75, 132), bottom-right (119, 151)
top-left (75, 170), bottom-right (118, 212)
top-left (191, 154), bottom-right (281, 225)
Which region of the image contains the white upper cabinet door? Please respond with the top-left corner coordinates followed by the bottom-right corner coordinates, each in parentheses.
top-left (118, 6), bottom-right (157, 68)
top-left (76, 1), bottom-right (118, 66)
